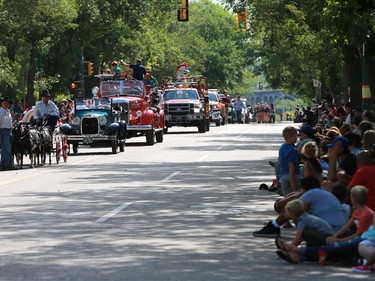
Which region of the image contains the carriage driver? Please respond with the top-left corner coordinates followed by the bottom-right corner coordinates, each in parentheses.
top-left (33, 90), bottom-right (59, 131)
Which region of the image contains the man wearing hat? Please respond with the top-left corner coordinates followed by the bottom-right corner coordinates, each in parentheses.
top-left (33, 90), bottom-right (59, 130)
top-left (0, 96), bottom-right (16, 170)
top-left (296, 124), bottom-right (315, 154)
top-left (326, 136), bottom-right (357, 184)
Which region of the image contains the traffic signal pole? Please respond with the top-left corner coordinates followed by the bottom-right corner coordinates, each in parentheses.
top-left (81, 48), bottom-right (85, 98)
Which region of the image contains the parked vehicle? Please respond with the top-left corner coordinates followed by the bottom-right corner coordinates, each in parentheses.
top-left (62, 97), bottom-right (126, 154)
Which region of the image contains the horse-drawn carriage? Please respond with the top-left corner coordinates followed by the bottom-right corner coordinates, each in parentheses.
top-left (12, 111), bottom-right (69, 168)
top-left (52, 122), bottom-right (70, 164)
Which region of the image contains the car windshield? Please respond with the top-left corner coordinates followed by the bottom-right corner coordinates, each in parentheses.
top-left (75, 98), bottom-right (111, 111)
top-left (101, 82), bottom-right (121, 97)
top-left (101, 80), bottom-right (144, 97)
top-left (209, 93), bottom-right (218, 101)
top-left (122, 80), bottom-right (144, 97)
top-left (164, 89), bottom-right (199, 100)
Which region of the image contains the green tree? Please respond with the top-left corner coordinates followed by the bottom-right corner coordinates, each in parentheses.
top-left (223, 0), bottom-right (375, 108)
top-left (1, 0), bottom-right (78, 104)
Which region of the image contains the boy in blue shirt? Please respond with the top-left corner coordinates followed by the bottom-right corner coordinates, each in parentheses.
top-left (278, 126), bottom-right (301, 196)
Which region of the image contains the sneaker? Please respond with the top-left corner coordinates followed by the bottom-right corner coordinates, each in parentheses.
top-left (259, 183), bottom-right (269, 190)
top-left (352, 265), bottom-right (371, 273)
top-left (268, 161), bottom-right (276, 168)
top-left (4, 166), bottom-right (18, 171)
top-left (253, 221), bottom-right (280, 238)
top-left (268, 185), bottom-right (278, 192)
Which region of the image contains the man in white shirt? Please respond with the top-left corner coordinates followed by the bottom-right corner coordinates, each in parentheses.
top-left (344, 101), bottom-right (351, 125)
top-left (33, 90), bottom-right (59, 130)
top-left (0, 96), bottom-right (16, 170)
top-left (233, 95), bottom-right (245, 123)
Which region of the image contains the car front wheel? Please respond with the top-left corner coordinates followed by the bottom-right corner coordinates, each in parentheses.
top-left (111, 134), bottom-right (119, 154)
top-left (146, 129), bottom-right (155, 145)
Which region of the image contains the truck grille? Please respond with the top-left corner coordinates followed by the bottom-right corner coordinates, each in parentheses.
top-left (82, 117), bottom-right (99, 134)
top-left (165, 103), bottom-right (194, 115)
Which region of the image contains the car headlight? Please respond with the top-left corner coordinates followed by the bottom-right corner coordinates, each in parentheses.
top-left (98, 116), bottom-right (107, 125)
top-left (136, 110), bottom-right (142, 117)
top-left (72, 117), bottom-right (81, 125)
top-left (194, 104), bottom-right (202, 113)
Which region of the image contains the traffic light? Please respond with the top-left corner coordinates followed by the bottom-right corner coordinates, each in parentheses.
top-left (87, 62), bottom-right (94, 76)
top-left (237, 10), bottom-right (248, 30)
top-left (178, 0), bottom-right (188, 22)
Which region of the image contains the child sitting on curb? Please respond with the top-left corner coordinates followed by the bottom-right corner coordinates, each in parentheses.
top-left (274, 185), bottom-right (374, 265)
top-left (278, 199), bottom-right (335, 247)
top-left (278, 126), bottom-right (301, 196)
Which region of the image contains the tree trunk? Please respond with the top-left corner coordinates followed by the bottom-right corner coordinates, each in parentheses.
top-left (367, 41), bottom-right (375, 111)
top-left (342, 45), bottom-right (362, 109)
top-left (26, 42), bottom-right (37, 108)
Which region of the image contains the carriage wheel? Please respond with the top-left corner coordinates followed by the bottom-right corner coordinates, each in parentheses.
top-left (55, 142), bottom-right (61, 164)
top-left (62, 136), bottom-right (69, 162)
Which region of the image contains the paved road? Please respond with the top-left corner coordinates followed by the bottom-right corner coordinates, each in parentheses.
top-left (0, 123), bottom-right (372, 280)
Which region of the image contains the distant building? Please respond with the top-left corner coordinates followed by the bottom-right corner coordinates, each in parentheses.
top-left (247, 89), bottom-right (296, 106)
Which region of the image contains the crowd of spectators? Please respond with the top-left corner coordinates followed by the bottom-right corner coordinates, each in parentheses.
top-left (254, 91), bottom-right (375, 273)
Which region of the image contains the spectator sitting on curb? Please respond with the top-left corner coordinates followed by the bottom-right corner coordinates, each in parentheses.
top-left (362, 110), bottom-right (374, 123)
top-left (352, 234), bottom-right (375, 273)
top-left (325, 185), bottom-right (374, 244)
top-left (276, 199), bottom-right (335, 247)
top-left (362, 130), bottom-right (375, 151)
top-left (277, 126), bottom-right (301, 197)
top-left (331, 182), bottom-right (351, 221)
top-left (322, 136), bottom-right (357, 190)
top-left (274, 186), bottom-right (374, 265)
top-left (344, 131), bottom-right (362, 156)
top-left (358, 121), bottom-right (375, 140)
top-left (348, 150), bottom-right (375, 211)
top-left (296, 124), bottom-right (315, 155)
top-left (253, 175), bottom-right (343, 238)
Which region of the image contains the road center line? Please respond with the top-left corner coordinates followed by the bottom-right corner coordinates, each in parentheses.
top-left (218, 125), bottom-right (253, 149)
top-left (197, 155), bottom-right (208, 162)
top-left (96, 202), bottom-right (133, 223)
top-left (160, 171), bottom-right (180, 182)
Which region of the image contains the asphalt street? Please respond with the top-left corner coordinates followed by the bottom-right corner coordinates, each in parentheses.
top-left (0, 122), bottom-right (372, 280)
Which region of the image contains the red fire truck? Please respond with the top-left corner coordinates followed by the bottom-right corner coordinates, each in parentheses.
top-left (94, 74), bottom-right (164, 145)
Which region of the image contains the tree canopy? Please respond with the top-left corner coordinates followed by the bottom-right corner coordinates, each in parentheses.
top-left (224, 0), bottom-right (375, 108)
top-left (0, 0), bottom-right (374, 109)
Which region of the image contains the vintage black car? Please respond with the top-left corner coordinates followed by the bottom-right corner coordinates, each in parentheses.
top-left (62, 97), bottom-right (126, 154)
